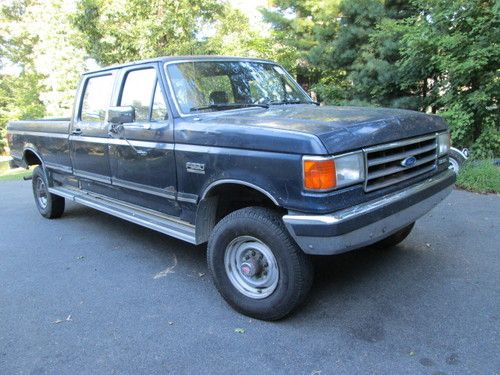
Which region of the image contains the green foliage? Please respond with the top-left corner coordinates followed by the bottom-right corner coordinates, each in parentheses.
top-left (264, 0), bottom-right (499, 157)
top-left (456, 161), bottom-right (500, 194)
top-left (201, 6), bottom-right (279, 60)
top-left (398, 0), bottom-right (499, 157)
top-left (72, 0), bottom-right (225, 65)
top-left (0, 72), bottom-right (46, 152)
top-left (261, 1), bottom-right (341, 83)
top-left (0, 166), bottom-right (33, 182)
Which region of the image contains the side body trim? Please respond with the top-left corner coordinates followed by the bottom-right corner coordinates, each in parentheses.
top-left (9, 130), bottom-right (69, 139)
top-left (45, 162), bottom-right (73, 174)
top-left (74, 169), bottom-right (111, 184)
top-left (112, 177), bottom-right (176, 199)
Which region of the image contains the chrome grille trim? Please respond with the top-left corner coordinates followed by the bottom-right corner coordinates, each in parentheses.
top-left (363, 134), bottom-right (438, 192)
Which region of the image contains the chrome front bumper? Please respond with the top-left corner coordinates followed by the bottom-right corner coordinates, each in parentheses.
top-left (283, 169), bottom-right (456, 255)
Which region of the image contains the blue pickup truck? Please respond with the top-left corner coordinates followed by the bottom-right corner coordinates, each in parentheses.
top-left (7, 56), bottom-right (455, 320)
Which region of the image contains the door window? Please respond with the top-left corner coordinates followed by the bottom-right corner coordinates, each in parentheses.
top-left (120, 68), bottom-right (157, 122)
top-left (80, 74), bottom-right (114, 122)
top-left (151, 82), bottom-right (168, 121)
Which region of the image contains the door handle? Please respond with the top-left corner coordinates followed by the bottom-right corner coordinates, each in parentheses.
top-left (71, 128), bottom-right (82, 136)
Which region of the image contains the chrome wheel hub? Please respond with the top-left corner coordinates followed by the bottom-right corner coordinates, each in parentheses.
top-left (224, 236), bottom-right (279, 299)
top-left (449, 158), bottom-right (460, 173)
top-left (35, 177), bottom-right (48, 209)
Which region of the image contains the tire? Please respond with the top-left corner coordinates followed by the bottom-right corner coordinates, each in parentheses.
top-left (32, 166), bottom-right (65, 219)
top-left (207, 207), bottom-right (313, 321)
top-left (372, 222), bottom-right (415, 249)
top-left (448, 149), bottom-right (466, 173)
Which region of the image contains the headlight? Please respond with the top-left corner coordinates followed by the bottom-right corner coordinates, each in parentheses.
top-left (437, 132), bottom-right (450, 156)
top-left (303, 151), bottom-right (365, 191)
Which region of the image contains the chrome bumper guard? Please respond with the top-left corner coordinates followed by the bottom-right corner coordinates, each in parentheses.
top-left (283, 169), bottom-right (456, 255)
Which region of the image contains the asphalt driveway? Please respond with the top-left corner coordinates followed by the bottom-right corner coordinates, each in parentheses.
top-left (0, 180), bottom-right (498, 375)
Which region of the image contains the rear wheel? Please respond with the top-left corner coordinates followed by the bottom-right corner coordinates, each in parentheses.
top-left (207, 207), bottom-right (313, 321)
top-left (372, 222), bottom-right (415, 249)
top-left (32, 166), bottom-right (65, 219)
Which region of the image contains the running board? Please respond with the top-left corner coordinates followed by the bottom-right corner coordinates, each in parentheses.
top-left (48, 186), bottom-right (197, 244)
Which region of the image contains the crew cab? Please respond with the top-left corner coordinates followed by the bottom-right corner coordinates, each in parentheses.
top-left (7, 56), bottom-right (455, 320)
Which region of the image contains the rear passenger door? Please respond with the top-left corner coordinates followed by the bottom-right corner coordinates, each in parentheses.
top-left (70, 71), bottom-right (115, 187)
top-left (108, 64), bottom-right (179, 216)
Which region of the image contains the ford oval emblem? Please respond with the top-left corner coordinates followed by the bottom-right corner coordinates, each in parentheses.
top-left (401, 156), bottom-right (417, 168)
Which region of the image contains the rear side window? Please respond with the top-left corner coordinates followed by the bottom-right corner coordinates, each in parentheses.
top-left (81, 74), bottom-right (114, 122)
top-left (120, 68), bottom-right (157, 122)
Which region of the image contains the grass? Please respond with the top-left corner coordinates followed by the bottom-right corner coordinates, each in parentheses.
top-left (456, 160), bottom-right (500, 194)
top-left (0, 167), bottom-right (33, 182)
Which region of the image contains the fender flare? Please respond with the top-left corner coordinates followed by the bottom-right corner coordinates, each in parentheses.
top-left (22, 146), bottom-right (44, 167)
top-left (200, 179), bottom-right (279, 206)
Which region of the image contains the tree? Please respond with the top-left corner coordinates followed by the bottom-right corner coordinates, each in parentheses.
top-left (203, 6), bottom-right (277, 61)
top-left (261, 1), bottom-right (342, 97)
top-left (0, 0), bottom-right (45, 152)
top-left (73, 0), bottom-right (225, 65)
top-left (398, 0), bottom-right (499, 157)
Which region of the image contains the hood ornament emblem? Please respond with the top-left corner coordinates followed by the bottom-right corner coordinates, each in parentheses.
top-left (401, 156), bottom-right (417, 168)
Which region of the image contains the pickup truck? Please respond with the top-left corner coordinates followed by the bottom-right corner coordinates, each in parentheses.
top-left (7, 56), bottom-right (455, 320)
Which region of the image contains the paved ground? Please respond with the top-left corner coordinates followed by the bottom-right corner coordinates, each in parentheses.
top-left (0, 180), bottom-right (498, 375)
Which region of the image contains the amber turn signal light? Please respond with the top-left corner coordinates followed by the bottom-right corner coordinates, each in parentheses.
top-left (303, 158), bottom-right (336, 190)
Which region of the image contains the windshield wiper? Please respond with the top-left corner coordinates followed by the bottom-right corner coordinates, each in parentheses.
top-left (190, 103), bottom-right (269, 112)
top-left (270, 100), bottom-right (318, 106)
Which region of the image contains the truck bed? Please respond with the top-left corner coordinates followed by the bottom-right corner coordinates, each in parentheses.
top-left (8, 118), bottom-right (72, 172)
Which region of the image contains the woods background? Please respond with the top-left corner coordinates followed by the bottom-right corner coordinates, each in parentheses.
top-left (0, 0), bottom-right (498, 158)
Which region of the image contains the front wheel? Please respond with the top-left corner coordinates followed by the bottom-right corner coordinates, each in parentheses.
top-left (32, 166), bottom-right (65, 219)
top-left (448, 149), bottom-right (466, 173)
top-left (207, 207), bottom-right (313, 321)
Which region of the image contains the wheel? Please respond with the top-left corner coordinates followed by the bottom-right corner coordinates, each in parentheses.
top-left (372, 222), bottom-right (415, 249)
top-left (207, 207), bottom-right (313, 321)
top-left (32, 166), bottom-right (65, 219)
top-left (448, 149), bottom-right (466, 173)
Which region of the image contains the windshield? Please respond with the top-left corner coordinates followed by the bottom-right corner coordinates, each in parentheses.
top-left (166, 61), bottom-right (312, 114)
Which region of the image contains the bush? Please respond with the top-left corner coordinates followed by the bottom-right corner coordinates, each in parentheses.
top-left (456, 160), bottom-right (500, 194)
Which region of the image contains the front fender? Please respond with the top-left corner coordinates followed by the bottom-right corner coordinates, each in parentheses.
top-left (175, 144), bottom-right (303, 209)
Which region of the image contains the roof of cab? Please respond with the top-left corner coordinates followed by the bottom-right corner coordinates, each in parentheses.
top-left (82, 55), bottom-right (275, 75)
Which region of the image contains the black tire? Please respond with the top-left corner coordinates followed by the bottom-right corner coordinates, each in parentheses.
top-left (449, 149), bottom-right (466, 173)
top-left (207, 207), bottom-right (313, 321)
top-left (372, 222), bottom-right (415, 249)
top-left (32, 166), bottom-right (65, 219)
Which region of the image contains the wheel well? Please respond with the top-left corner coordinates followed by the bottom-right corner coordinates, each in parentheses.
top-left (207, 183), bottom-right (282, 222)
top-left (23, 149), bottom-right (42, 166)
top-left (195, 183), bottom-right (284, 244)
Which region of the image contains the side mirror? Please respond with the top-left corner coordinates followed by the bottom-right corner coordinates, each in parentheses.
top-left (107, 106), bottom-right (135, 124)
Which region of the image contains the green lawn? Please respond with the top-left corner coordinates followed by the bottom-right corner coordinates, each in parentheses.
top-left (456, 160), bottom-right (500, 194)
top-left (0, 167), bottom-right (33, 182)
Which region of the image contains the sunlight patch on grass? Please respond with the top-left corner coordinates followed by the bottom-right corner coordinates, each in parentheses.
top-left (456, 160), bottom-right (500, 194)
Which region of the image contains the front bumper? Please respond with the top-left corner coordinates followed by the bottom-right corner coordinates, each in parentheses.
top-left (283, 169), bottom-right (456, 255)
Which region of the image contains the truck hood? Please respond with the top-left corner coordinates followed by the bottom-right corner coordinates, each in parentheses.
top-left (178, 105), bottom-right (448, 154)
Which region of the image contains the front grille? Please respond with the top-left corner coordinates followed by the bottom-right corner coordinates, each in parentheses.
top-left (363, 134), bottom-right (438, 192)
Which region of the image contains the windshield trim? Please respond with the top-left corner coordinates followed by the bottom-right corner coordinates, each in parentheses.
top-left (163, 58), bottom-right (313, 118)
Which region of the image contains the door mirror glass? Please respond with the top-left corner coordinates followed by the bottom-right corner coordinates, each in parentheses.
top-left (107, 106), bottom-right (135, 124)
